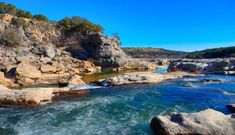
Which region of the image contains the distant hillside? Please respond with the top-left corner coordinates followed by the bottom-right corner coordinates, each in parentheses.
top-left (122, 48), bottom-right (187, 59)
top-left (186, 46), bottom-right (235, 59)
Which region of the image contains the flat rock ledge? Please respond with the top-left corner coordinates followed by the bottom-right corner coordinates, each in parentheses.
top-left (95, 71), bottom-right (200, 86)
top-left (0, 86), bottom-right (89, 107)
top-left (150, 109), bottom-right (235, 135)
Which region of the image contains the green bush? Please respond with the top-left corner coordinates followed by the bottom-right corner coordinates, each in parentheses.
top-left (58, 17), bottom-right (72, 30)
top-left (59, 16), bottom-right (104, 33)
top-left (0, 3), bottom-right (16, 15)
top-left (33, 14), bottom-right (48, 22)
top-left (16, 10), bottom-right (32, 19)
top-left (1, 27), bottom-right (23, 47)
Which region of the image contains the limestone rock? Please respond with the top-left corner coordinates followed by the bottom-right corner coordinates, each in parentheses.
top-left (94, 72), bottom-right (197, 86)
top-left (69, 75), bottom-right (85, 86)
top-left (150, 109), bottom-right (235, 135)
top-left (17, 77), bottom-right (35, 86)
top-left (169, 58), bottom-right (235, 75)
top-left (16, 62), bottom-right (41, 79)
top-left (0, 72), bottom-right (19, 88)
top-left (40, 64), bottom-right (57, 73)
top-left (39, 73), bottom-right (71, 85)
top-left (40, 44), bottom-right (56, 58)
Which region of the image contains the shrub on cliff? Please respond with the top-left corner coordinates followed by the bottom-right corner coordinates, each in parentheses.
top-left (1, 27), bottom-right (23, 47)
top-left (33, 14), bottom-right (48, 22)
top-left (15, 10), bottom-right (32, 19)
top-left (0, 2), bottom-right (48, 21)
top-left (0, 3), bottom-right (17, 15)
top-left (59, 16), bottom-right (104, 33)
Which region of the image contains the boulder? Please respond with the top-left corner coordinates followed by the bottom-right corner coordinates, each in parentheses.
top-left (69, 75), bottom-right (85, 86)
top-left (17, 77), bottom-right (35, 86)
top-left (16, 62), bottom-right (41, 79)
top-left (150, 109), bottom-right (235, 135)
top-left (0, 72), bottom-right (19, 88)
top-left (39, 73), bottom-right (71, 85)
top-left (15, 47), bottom-right (36, 62)
top-left (40, 64), bottom-right (57, 73)
top-left (40, 44), bottom-right (56, 58)
top-left (0, 88), bottom-right (55, 106)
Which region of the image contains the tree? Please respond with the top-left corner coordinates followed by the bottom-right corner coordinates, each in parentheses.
top-left (71, 16), bottom-right (81, 28)
top-left (16, 10), bottom-right (32, 19)
top-left (33, 14), bottom-right (48, 22)
top-left (58, 17), bottom-right (72, 30)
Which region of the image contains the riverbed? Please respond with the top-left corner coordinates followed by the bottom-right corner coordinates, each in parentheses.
top-left (0, 75), bottom-right (235, 135)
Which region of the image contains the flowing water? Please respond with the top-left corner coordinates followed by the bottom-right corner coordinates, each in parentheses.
top-left (0, 75), bottom-right (235, 135)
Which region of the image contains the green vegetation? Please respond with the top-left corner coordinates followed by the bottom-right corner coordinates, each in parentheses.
top-left (0, 2), bottom-right (16, 15)
top-left (1, 27), bottom-right (23, 47)
top-left (0, 2), bottom-right (104, 34)
top-left (0, 2), bottom-right (48, 22)
top-left (122, 48), bottom-right (187, 58)
top-left (0, 3), bottom-right (33, 19)
top-left (58, 16), bottom-right (103, 33)
top-left (186, 46), bottom-right (235, 59)
top-left (33, 14), bottom-right (48, 22)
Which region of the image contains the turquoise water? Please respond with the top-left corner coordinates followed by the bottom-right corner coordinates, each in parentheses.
top-left (0, 75), bottom-right (235, 135)
top-left (153, 66), bottom-right (168, 73)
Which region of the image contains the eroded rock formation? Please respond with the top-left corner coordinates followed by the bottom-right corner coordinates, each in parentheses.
top-left (168, 58), bottom-right (235, 75)
top-left (150, 109), bottom-right (235, 135)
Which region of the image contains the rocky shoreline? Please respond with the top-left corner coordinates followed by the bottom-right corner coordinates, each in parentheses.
top-left (0, 71), bottom-right (199, 107)
top-left (168, 58), bottom-right (235, 75)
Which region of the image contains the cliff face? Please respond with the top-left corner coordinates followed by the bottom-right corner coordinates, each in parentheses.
top-left (65, 32), bottom-right (155, 69)
top-left (0, 14), bottom-right (155, 88)
top-left (0, 14), bottom-right (155, 68)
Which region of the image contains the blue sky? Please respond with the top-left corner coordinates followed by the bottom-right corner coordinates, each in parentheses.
top-left (1, 0), bottom-right (235, 52)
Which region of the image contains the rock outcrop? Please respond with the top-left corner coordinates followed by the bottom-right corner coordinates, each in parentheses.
top-left (0, 86), bottom-right (89, 107)
top-left (63, 32), bottom-right (157, 70)
top-left (150, 109), bottom-right (235, 135)
top-left (0, 14), bottom-right (156, 89)
top-left (94, 72), bottom-right (199, 86)
top-left (168, 58), bottom-right (235, 75)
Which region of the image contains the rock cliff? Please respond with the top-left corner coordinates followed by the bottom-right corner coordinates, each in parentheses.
top-left (0, 14), bottom-right (155, 88)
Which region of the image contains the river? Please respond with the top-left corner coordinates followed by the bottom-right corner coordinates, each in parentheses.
top-left (0, 74), bottom-right (235, 135)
